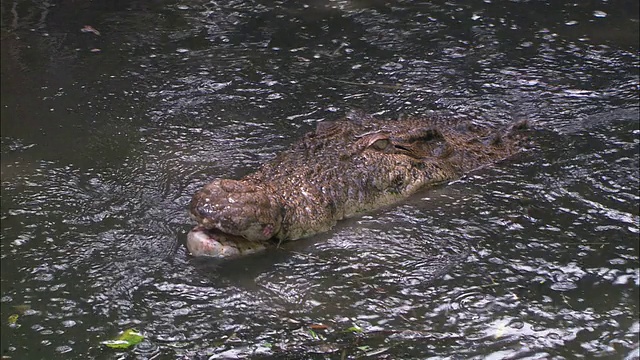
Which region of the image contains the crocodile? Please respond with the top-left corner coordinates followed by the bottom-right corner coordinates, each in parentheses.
top-left (187, 113), bottom-right (529, 258)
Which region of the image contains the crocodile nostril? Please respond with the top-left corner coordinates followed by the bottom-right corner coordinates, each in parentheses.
top-left (190, 196), bottom-right (214, 220)
top-left (197, 202), bottom-right (216, 219)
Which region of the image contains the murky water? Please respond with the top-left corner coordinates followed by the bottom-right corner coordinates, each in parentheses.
top-left (1, 0), bottom-right (638, 359)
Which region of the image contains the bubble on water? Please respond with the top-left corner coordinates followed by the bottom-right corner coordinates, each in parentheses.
top-left (565, 20), bottom-right (578, 26)
top-left (614, 274), bottom-right (637, 285)
top-left (381, 62), bottom-right (403, 71)
top-left (176, 48), bottom-right (189, 54)
top-left (550, 280), bottom-right (577, 291)
top-left (593, 10), bottom-right (607, 18)
top-left (34, 273), bottom-right (54, 282)
top-left (455, 291), bottom-right (497, 313)
top-left (509, 320), bottom-right (525, 329)
top-left (55, 345), bottom-right (73, 353)
top-left (62, 320), bottom-right (77, 328)
top-left (547, 332), bottom-right (561, 340)
top-left (12, 234), bottom-right (30, 246)
top-left (609, 258), bottom-right (626, 265)
top-left (135, 339), bottom-right (161, 357)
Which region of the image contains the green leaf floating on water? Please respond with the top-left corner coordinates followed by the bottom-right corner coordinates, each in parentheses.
top-left (13, 305), bottom-right (31, 313)
top-left (7, 314), bottom-right (19, 325)
top-left (101, 328), bottom-right (144, 349)
top-left (345, 325), bottom-right (363, 333)
top-left (7, 305), bottom-right (31, 326)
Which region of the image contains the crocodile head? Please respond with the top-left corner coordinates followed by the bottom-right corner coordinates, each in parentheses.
top-left (187, 114), bottom-right (528, 257)
top-left (189, 179), bottom-right (283, 241)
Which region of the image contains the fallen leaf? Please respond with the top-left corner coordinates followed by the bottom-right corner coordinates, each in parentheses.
top-left (365, 346), bottom-right (390, 357)
top-left (345, 325), bottom-right (363, 333)
top-left (13, 305), bottom-right (31, 313)
top-left (81, 25), bottom-right (101, 36)
top-left (100, 340), bottom-right (131, 349)
top-left (101, 328), bottom-right (144, 349)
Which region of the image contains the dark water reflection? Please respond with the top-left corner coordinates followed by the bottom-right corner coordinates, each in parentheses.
top-left (1, 0), bottom-right (638, 358)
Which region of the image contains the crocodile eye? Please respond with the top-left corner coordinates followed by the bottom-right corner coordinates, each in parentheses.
top-left (370, 138), bottom-right (390, 151)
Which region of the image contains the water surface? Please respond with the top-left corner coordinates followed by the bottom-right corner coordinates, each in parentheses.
top-left (1, 0), bottom-right (638, 358)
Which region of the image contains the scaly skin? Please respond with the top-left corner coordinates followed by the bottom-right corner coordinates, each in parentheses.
top-left (187, 113), bottom-right (529, 258)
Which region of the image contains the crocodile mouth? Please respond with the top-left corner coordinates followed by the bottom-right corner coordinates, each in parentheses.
top-left (186, 226), bottom-right (270, 258)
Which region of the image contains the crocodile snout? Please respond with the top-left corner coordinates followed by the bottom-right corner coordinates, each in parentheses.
top-left (189, 179), bottom-right (283, 242)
